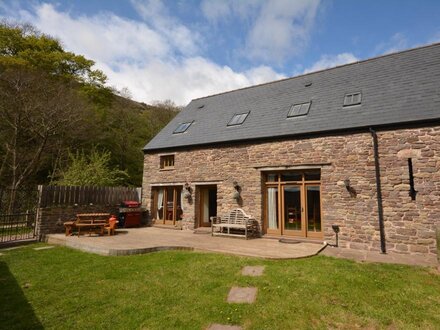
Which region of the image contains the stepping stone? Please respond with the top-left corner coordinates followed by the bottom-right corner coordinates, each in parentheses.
top-left (227, 287), bottom-right (258, 304)
top-left (207, 324), bottom-right (242, 330)
top-left (4, 246), bottom-right (25, 251)
top-left (241, 266), bottom-right (265, 277)
top-left (33, 246), bottom-right (55, 251)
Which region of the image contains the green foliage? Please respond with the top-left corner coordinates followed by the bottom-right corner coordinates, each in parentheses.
top-left (0, 22), bottom-right (106, 86)
top-left (0, 22), bottom-right (178, 188)
top-left (54, 148), bottom-right (128, 186)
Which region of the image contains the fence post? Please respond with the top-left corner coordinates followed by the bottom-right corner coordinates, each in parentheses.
top-left (35, 185), bottom-right (44, 240)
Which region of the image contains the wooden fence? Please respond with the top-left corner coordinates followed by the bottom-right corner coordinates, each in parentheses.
top-left (38, 185), bottom-right (141, 208)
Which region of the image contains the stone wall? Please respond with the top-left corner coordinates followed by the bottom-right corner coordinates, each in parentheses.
top-left (142, 125), bottom-right (440, 258)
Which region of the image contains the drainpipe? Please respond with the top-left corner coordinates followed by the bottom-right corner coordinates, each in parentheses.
top-left (369, 127), bottom-right (386, 254)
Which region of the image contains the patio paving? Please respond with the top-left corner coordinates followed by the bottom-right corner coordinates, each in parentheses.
top-left (321, 245), bottom-right (438, 267)
top-left (46, 227), bottom-right (325, 258)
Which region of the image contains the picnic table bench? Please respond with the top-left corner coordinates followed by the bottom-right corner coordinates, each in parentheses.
top-left (64, 213), bottom-right (111, 236)
top-left (211, 208), bottom-right (259, 239)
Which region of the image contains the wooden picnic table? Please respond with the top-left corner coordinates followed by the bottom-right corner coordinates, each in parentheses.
top-left (64, 213), bottom-right (111, 236)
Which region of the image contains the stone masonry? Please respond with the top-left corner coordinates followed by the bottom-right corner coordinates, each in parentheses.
top-left (142, 125), bottom-right (440, 258)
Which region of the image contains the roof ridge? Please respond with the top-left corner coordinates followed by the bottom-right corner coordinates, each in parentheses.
top-left (191, 42), bottom-right (440, 102)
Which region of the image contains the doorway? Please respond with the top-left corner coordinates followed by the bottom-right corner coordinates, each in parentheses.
top-left (199, 186), bottom-right (217, 227)
top-left (265, 171), bottom-right (322, 238)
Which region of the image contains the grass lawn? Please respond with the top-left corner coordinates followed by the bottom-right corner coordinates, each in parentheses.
top-left (1, 244), bottom-right (439, 329)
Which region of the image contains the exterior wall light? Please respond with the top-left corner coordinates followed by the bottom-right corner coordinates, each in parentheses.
top-left (232, 181), bottom-right (241, 201)
top-left (183, 182), bottom-right (192, 201)
top-left (344, 178), bottom-right (357, 198)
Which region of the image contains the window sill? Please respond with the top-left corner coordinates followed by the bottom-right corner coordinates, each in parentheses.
top-left (159, 168), bottom-right (175, 171)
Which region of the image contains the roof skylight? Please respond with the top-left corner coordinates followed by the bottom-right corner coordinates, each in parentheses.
top-left (343, 92), bottom-right (362, 106)
top-left (287, 102), bottom-right (311, 118)
top-left (173, 122), bottom-right (192, 134)
top-left (228, 112), bottom-right (249, 126)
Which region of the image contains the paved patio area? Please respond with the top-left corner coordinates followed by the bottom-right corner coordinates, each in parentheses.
top-left (46, 227), bottom-right (325, 259)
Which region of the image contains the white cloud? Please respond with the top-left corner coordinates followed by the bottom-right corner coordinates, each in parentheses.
top-left (246, 0), bottom-right (320, 63)
top-left (375, 33), bottom-right (408, 55)
top-left (130, 0), bottom-right (200, 56)
top-left (200, 0), bottom-right (232, 22)
top-left (428, 31), bottom-right (440, 44)
top-left (303, 53), bottom-right (358, 74)
top-left (201, 0), bottom-right (321, 64)
top-left (1, 2), bottom-right (284, 105)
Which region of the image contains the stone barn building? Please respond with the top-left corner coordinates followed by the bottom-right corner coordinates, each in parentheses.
top-left (142, 43), bottom-right (440, 260)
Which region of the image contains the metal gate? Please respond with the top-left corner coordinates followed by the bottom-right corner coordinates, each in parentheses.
top-left (0, 188), bottom-right (39, 243)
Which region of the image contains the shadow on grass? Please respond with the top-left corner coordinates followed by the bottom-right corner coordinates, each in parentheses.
top-left (0, 261), bottom-right (43, 329)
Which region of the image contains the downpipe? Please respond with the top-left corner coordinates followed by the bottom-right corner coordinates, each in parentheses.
top-left (369, 127), bottom-right (387, 254)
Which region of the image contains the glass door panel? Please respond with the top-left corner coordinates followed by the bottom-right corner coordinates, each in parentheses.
top-left (306, 185), bottom-right (321, 234)
top-left (201, 188), bottom-right (210, 226)
top-left (164, 187), bottom-right (174, 224)
top-left (266, 187), bottom-right (280, 235)
top-left (283, 186), bottom-right (303, 235)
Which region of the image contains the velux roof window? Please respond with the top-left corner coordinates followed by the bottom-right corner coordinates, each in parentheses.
top-left (343, 92), bottom-right (362, 106)
top-left (173, 122), bottom-right (192, 134)
top-left (228, 112), bottom-right (249, 126)
top-left (287, 102), bottom-right (311, 118)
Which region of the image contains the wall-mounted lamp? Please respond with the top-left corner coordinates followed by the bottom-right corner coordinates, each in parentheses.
top-left (344, 178), bottom-right (357, 198)
top-left (232, 181), bottom-right (241, 201)
top-left (183, 182), bottom-right (192, 201)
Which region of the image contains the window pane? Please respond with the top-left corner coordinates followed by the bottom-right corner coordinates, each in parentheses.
top-left (267, 187), bottom-right (278, 229)
top-left (281, 172), bottom-right (302, 181)
top-left (305, 172), bottom-right (320, 181)
top-left (228, 112), bottom-right (249, 126)
top-left (307, 186), bottom-right (321, 232)
top-left (267, 174), bottom-right (278, 182)
top-left (299, 102), bottom-right (311, 115)
top-left (288, 102), bottom-right (310, 117)
top-left (284, 186), bottom-right (301, 230)
top-left (173, 122), bottom-right (192, 134)
top-left (344, 92), bottom-right (362, 106)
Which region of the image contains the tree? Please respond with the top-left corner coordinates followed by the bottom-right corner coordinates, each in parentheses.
top-left (0, 67), bottom-right (88, 211)
top-left (0, 22), bottom-right (105, 195)
top-left (0, 22), bottom-right (106, 86)
top-left (0, 21), bottom-right (180, 192)
top-left (54, 148), bottom-right (128, 186)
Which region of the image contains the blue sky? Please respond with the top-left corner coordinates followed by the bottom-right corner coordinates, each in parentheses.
top-left (1, 0), bottom-right (439, 105)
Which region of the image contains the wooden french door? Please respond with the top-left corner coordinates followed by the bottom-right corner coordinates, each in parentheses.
top-left (265, 171), bottom-right (322, 238)
top-left (152, 186), bottom-right (182, 225)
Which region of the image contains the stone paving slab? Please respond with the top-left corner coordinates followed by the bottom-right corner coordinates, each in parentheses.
top-left (241, 266), bottom-right (265, 276)
top-left (33, 246), bottom-right (55, 251)
top-left (2, 245), bottom-right (26, 251)
top-left (227, 287), bottom-right (258, 303)
top-left (207, 324), bottom-right (242, 330)
top-left (46, 227), bottom-right (324, 259)
top-left (321, 245), bottom-right (438, 267)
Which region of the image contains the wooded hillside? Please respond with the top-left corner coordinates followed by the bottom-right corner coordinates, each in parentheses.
top-left (0, 22), bottom-right (178, 190)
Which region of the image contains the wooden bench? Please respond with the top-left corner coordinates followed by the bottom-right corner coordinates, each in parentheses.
top-left (211, 208), bottom-right (259, 239)
top-left (64, 213), bottom-right (110, 236)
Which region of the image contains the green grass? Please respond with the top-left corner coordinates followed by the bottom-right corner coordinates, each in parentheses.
top-left (1, 244), bottom-right (439, 330)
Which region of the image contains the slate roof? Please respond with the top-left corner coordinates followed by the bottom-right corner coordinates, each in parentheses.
top-left (144, 43), bottom-right (440, 152)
